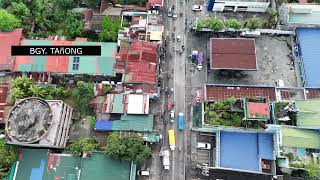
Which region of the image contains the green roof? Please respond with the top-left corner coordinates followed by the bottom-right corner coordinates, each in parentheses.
top-left (111, 114), bottom-right (154, 132)
top-left (15, 149), bottom-right (135, 180)
top-left (282, 127), bottom-right (320, 149)
top-left (112, 94), bottom-right (124, 113)
top-left (80, 152), bottom-right (133, 180)
top-left (296, 99), bottom-right (320, 129)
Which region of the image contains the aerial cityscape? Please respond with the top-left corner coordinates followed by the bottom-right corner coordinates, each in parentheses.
top-left (0, 0), bottom-right (320, 179)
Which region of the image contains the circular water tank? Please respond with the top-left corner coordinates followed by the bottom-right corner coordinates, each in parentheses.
top-left (6, 97), bottom-right (53, 143)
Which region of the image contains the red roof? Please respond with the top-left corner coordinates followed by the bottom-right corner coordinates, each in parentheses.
top-left (210, 38), bottom-right (257, 70)
top-left (0, 82), bottom-right (10, 123)
top-left (248, 102), bottom-right (269, 117)
top-left (306, 88), bottom-right (320, 99)
top-left (0, 29), bottom-right (23, 71)
top-left (205, 85), bottom-right (275, 101)
top-left (125, 61), bottom-right (156, 84)
top-left (148, 0), bottom-right (163, 6)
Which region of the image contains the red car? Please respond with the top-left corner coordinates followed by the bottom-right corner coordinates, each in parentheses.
top-left (168, 100), bottom-right (173, 110)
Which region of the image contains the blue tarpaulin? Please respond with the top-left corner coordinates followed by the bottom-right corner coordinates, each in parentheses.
top-left (94, 120), bottom-right (112, 131)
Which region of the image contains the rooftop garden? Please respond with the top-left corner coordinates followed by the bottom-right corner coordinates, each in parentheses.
top-left (274, 101), bottom-right (298, 126)
top-left (195, 9), bottom-right (277, 31)
top-left (282, 152), bottom-right (320, 179)
top-left (204, 97), bottom-right (244, 127)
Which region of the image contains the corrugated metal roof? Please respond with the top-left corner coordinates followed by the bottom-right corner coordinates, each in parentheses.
top-left (0, 29), bottom-right (22, 71)
top-left (246, 102), bottom-right (270, 120)
top-left (125, 61), bottom-right (157, 84)
top-left (94, 114), bottom-right (154, 132)
top-left (206, 84), bottom-right (276, 101)
top-left (281, 127), bottom-right (320, 149)
top-left (297, 28), bottom-right (320, 87)
top-left (296, 99), bottom-right (320, 129)
top-left (210, 38), bottom-right (257, 70)
top-left (14, 40), bottom-right (117, 75)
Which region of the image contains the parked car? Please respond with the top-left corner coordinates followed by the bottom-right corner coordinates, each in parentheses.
top-left (137, 170), bottom-right (150, 176)
top-left (196, 63), bottom-right (203, 70)
top-left (168, 7), bottom-right (172, 17)
top-left (170, 110), bottom-right (175, 123)
top-left (192, 5), bottom-right (203, 11)
top-left (176, 35), bottom-right (181, 42)
top-left (197, 142), bottom-right (211, 150)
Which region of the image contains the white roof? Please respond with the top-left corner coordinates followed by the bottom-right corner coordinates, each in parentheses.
top-left (127, 94), bottom-right (149, 114)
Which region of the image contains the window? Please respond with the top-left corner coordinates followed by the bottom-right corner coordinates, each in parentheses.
top-left (73, 57), bottom-right (80, 70)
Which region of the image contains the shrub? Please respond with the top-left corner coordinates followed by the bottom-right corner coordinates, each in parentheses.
top-left (224, 19), bottom-right (242, 29)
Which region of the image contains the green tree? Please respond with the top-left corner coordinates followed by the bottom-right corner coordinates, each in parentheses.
top-left (305, 160), bottom-right (320, 179)
top-left (0, 8), bottom-right (21, 31)
top-left (224, 19), bottom-right (242, 29)
top-left (99, 16), bottom-right (123, 42)
top-left (11, 76), bottom-right (33, 90)
top-left (84, 0), bottom-right (100, 9)
top-left (28, 85), bottom-right (47, 98)
top-left (0, 139), bottom-right (17, 169)
top-left (72, 81), bottom-right (95, 116)
top-left (68, 137), bottom-right (99, 156)
top-left (105, 133), bottom-right (152, 164)
top-left (244, 18), bottom-right (261, 30)
top-left (103, 85), bottom-right (112, 95)
top-left (9, 87), bottom-right (25, 103)
top-left (105, 133), bottom-right (125, 159)
top-left (7, 2), bottom-right (31, 32)
top-left (63, 11), bottom-right (84, 40)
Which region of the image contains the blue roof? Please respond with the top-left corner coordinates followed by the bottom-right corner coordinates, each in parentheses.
top-left (94, 120), bottom-right (113, 130)
top-left (219, 131), bottom-right (274, 172)
top-left (297, 28), bottom-right (320, 88)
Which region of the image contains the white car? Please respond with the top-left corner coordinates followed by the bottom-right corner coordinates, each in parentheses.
top-left (192, 5), bottom-right (203, 11)
top-left (176, 35), bottom-right (181, 42)
top-left (168, 7), bottom-right (172, 17)
top-left (170, 110), bottom-right (175, 120)
top-left (172, 13), bottom-right (177, 19)
top-left (197, 142), bottom-right (211, 150)
top-left (137, 170), bottom-right (150, 176)
top-left (196, 63), bottom-right (202, 70)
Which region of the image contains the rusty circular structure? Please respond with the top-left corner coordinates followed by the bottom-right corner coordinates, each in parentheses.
top-left (6, 97), bottom-right (53, 144)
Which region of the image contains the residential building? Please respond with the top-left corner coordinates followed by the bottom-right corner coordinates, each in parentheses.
top-left (91, 94), bottom-right (150, 114)
top-left (243, 98), bottom-right (271, 122)
top-left (204, 84), bottom-right (276, 101)
top-left (207, 0), bottom-right (270, 12)
top-left (194, 127), bottom-right (277, 175)
top-left (148, 0), bottom-right (164, 8)
top-left (0, 29), bottom-right (23, 72)
top-left (273, 126), bottom-right (320, 170)
top-left (14, 39), bottom-right (117, 77)
top-left (6, 97), bottom-right (73, 148)
top-left (279, 4), bottom-right (320, 26)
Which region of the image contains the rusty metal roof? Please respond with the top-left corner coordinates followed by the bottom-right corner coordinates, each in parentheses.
top-left (0, 29), bottom-right (22, 71)
top-left (210, 38), bottom-right (257, 70)
top-left (205, 84), bottom-right (276, 101)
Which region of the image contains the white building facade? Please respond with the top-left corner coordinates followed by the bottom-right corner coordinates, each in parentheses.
top-left (208, 0), bottom-right (270, 12)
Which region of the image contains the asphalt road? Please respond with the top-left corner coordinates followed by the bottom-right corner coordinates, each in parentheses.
top-left (160, 0), bottom-right (190, 179)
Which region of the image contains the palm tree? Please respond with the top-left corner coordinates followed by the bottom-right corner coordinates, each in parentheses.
top-left (28, 85), bottom-right (47, 98)
top-left (9, 87), bottom-right (25, 103)
top-left (11, 76), bottom-right (32, 90)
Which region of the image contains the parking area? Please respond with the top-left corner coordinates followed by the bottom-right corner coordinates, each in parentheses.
top-left (190, 132), bottom-right (215, 167)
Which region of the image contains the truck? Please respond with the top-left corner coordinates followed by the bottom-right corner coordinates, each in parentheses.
top-left (162, 150), bottom-right (170, 170)
top-left (178, 112), bottom-right (184, 130)
top-left (168, 129), bottom-right (175, 151)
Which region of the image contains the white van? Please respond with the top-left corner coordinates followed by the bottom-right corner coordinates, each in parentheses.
top-left (197, 142), bottom-right (211, 150)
